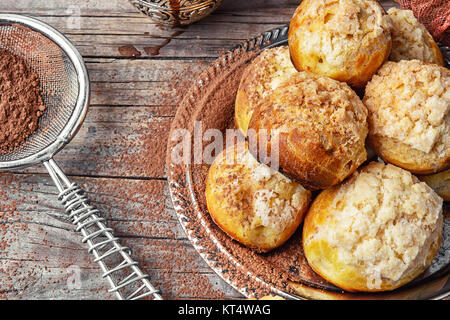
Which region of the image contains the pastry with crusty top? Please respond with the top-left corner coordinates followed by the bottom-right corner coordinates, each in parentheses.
top-left (364, 60), bottom-right (449, 174)
top-left (303, 162), bottom-right (444, 292)
top-left (205, 142), bottom-right (311, 252)
top-left (288, 0), bottom-right (392, 88)
top-left (235, 46), bottom-right (297, 135)
top-left (248, 71), bottom-right (368, 190)
top-left (388, 8), bottom-right (444, 66)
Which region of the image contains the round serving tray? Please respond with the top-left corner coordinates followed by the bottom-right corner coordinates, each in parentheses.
top-left (166, 23), bottom-right (450, 299)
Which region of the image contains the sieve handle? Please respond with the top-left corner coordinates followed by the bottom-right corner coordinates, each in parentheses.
top-left (43, 158), bottom-right (163, 300)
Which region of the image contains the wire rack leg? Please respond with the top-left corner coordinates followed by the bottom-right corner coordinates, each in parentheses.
top-left (43, 159), bottom-right (163, 300)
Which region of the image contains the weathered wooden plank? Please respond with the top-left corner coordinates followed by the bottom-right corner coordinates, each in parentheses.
top-left (1, 0), bottom-right (394, 15)
top-left (0, 173), bottom-right (241, 299)
top-left (1, 0), bottom-right (137, 15)
top-left (39, 9), bottom-right (297, 34)
top-left (12, 57), bottom-right (210, 178)
top-left (15, 106), bottom-right (171, 178)
top-left (86, 58), bottom-right (209, 108)
top-left (85, 58), bottom-right (209, 86)
top-left (0, 0), bottom-right (403, 301)
top-left (69, 36), bottom-right (246, 58)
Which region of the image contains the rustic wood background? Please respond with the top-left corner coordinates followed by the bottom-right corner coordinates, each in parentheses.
top-left (0, 0), bottom-right (405, 300)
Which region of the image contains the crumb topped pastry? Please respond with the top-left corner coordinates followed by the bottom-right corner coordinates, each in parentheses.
top-left (288, 0), bottom-right (392, 87)
top-left (303, 162), bottom-right (444, 292)
top-left (205, 143), bottom-right (311, 252)
top-left (235, 46), bottom-right (298, 135)
top-left (388, 8), bottom-right (444, 66)
top-left (248, 71), bottom-right (368, 190)
top-left (364, 60), bottom-right (450, 174)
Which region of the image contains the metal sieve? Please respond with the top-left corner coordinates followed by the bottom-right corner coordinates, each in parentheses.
top-left (0, 14), bottom-right (162, 300)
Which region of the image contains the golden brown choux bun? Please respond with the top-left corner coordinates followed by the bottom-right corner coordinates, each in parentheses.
top-left (418, 169), bottom-right (450, 201)
top-left (288, 0), bottom-right (393, 88)
top-left (205, 142), bottom-right (311, 252)
top-left (364, 60), bottom-right (449, 174)
top-left (388, 8), bottom-right (444, 66)
top-left (303, 162), bottom-right (444, 292)
top-left (248, 71), bottom-right (368, 190)
top-left (235, 46), bottom-right (297, 135)
top-left (256, 295), bottom-right (285, 300)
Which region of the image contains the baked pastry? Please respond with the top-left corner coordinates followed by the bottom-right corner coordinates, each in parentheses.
top-left (288, 0), bottom-right (392, 88)
top-left (388, 8), bottom-right (444, 66)
top-left (364, 60), bottom-right (449, 174)
top-left (248, 71), bottom-right (368, 190)
top-left (419, 169), bottom-right (450, 201)
top-left (303, 162), bottom-right (444, 292)
top-left (235, 46), bottom-right (297, 135)
top-left (205, 142), bottom-right (311, 252)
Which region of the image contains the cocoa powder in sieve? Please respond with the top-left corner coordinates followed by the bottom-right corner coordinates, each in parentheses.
top-left (0, 48), bottom-right (46, 154)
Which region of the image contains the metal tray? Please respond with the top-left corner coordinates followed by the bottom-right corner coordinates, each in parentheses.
top-left (166, 23), bottom-right (450, 300)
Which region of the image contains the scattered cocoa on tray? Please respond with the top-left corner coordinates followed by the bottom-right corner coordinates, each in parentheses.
top-left (0, 48), bottom-right (46, 154)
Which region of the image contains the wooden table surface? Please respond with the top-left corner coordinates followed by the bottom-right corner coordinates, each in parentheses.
top-left (0, 0), bottom-right (401, 300)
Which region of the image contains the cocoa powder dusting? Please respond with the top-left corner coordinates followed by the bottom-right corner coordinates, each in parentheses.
top-left (0, 49), bottom-right (46, 154)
